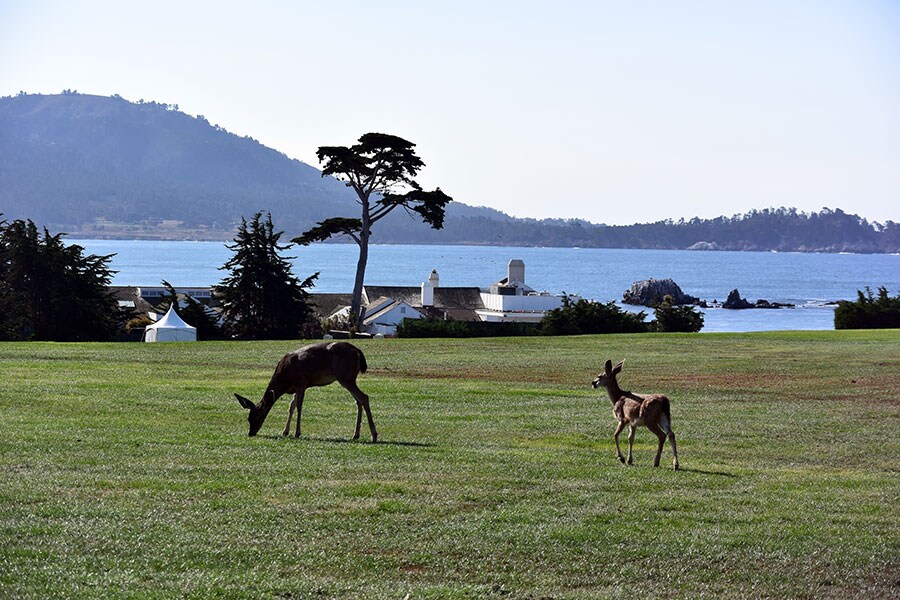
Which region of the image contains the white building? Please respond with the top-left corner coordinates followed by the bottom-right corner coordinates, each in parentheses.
top-left (350, 260), bottom-right (575, 333)
top-left (362, 297), bottom-right (425, 336)
top-left (475, 259), bottom-right (575, 323)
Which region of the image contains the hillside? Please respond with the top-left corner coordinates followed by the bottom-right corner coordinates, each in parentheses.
top-left (0, 92), bottom-right (359, 234)
top-left (1, 92), bottom-right (898, 252)
top-left (0, 92), bottom-right (515, 240)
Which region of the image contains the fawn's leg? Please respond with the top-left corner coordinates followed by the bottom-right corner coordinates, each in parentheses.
top-left (668, 430), bottom-right (679, 471)
top-left (627, 425), bottom-right (636, 465)
top-left (647, 422), bottom-right (666, 467)
top-left (658, 413), bottom-right (680, 471)
top-left (613, 421), bottom-right (626, 463)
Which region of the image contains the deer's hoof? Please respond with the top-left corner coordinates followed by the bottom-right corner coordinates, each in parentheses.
top-left (618, 456), bottom-right (626, 464)
top-left (674, 463), bottom-right (680, 471)
top-left (627, 458), bottom-right (634, 466)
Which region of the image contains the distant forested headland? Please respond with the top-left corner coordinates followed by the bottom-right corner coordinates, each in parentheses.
top-left (2, 92), bottom-right (898, 253)
top-left (377, 206), bottom-right (900, 253)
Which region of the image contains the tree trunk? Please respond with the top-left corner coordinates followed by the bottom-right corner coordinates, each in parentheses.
top-left (349, 207), bottom-right (371, 331)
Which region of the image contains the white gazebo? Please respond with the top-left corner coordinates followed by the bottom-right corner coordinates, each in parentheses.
top-left (143, 305), bottom-right (197, 342)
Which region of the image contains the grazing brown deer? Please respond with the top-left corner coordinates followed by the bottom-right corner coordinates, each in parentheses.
top-left (234, 341), bottom-right (377, 442)
top-left (592, 359), bottom-right (679, 470)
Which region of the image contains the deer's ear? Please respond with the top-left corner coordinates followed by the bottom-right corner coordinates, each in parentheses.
top-left (604, 359), bottom-right (613, 375)
top-left (613, 360), bottom-right (625, 375)
top-left (234, 393), bottom-right (255, 411)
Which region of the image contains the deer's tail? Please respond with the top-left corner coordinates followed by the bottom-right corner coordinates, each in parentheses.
top-left (660, 397), bottom-right (673, 434)
top-left (357, 346), bottom-right (368, 374)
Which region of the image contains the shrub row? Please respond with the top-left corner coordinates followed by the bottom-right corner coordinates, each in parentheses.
top-left (396, 296), bottom-right (705, 338)
top-left (834, 287), bottom-right (900, 329)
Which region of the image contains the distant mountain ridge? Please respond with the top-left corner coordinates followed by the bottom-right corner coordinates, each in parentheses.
top-left (1, 92), bottom-right (898, 252)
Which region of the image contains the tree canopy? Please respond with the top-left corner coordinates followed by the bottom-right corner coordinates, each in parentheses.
top-left (215, 212), bottom-right (319, 340)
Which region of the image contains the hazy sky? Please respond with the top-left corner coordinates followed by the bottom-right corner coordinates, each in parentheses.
top-left (2, 1), bottom-right (898, 224)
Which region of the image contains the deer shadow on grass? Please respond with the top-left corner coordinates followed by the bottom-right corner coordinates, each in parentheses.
top-left (676, 467), bottom-right (738, 478)
top-left (257, 434), bottom-right (436, 448)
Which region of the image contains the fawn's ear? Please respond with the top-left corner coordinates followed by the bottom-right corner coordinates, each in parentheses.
top-left (234, 393), bottom-right (255, 411)
top-left (604, 359), bottom-right (613, 375)
top-left (612, 360), bottom-right (625, 375)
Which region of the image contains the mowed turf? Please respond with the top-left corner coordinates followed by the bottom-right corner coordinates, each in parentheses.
top-left (0, 331), bottom-right (898, 599)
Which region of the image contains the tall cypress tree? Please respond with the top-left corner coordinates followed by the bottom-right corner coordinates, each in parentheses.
top-left (215, 212), bottom-right (318, 339)
top-left (293, 133), bottom-right (452, 329)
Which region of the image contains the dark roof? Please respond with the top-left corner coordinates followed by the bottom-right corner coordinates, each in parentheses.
top-left (363, 286), bottom-right (419, 306)
top-left (434, 288), bottom-right (485, 309)
top-left (309, 293), bottom-right (353, 318)
top-left (418, 306), bottom-right (481, 322)
top-left (108, 286), bottom-right (155, 314)
top-left (363, 286), bottom-right (484, 310)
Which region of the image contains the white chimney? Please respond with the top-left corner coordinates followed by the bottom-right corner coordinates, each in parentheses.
top-left (421, 280), bottom-right (434, 307)
top-left (429, 269), bottom-right (439, 288)
top-left (508, 259), bottom-right (525, 285)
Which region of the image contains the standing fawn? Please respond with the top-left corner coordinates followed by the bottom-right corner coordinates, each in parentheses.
top-left (234, 341), bottom-right (377, 442)
top-left (591, 359), bottom-right (679, 470)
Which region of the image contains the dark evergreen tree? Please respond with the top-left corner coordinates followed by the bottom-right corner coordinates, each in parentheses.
top-left (215, 212), bottom-right (318, 339)
top-left (0, 218), bottom-right (125, 340)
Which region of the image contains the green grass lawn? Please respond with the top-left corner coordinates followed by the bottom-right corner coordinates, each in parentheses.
top-left (1, 331), bottom-right (898, 599)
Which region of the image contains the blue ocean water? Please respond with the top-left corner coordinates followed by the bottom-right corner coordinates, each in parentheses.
top-left (70, 240), bottom-right (900, 333)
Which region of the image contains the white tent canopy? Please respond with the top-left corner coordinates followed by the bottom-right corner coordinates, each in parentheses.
top-left (144, 305), bottom-right (197, 342)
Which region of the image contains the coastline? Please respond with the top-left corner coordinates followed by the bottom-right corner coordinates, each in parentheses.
top-left (63, 231), bottom-right (900, 255)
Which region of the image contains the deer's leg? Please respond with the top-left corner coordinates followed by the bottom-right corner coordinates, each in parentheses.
top-left (354, 402), bottom-right (363, 440)
top-left (282, 396), bottom-right (296, 437)
top-left (341, 379), bottom-right (377, 443)
top-left (613, 421), bottom-right (626, 463)
top-left (646, 422), bottom-right (667, 468)
top-left (293, 390), bottom-right (305, 438)
top-left (282, 391), bottom-right (306, 437)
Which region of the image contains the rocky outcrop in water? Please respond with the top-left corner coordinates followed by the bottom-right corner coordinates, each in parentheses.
top-left (623, 279), bottom-right (700, 306)
top-left (723, 289), bottom-right (753, 309)
top-left (722, 289), bottom-right (794, 309)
